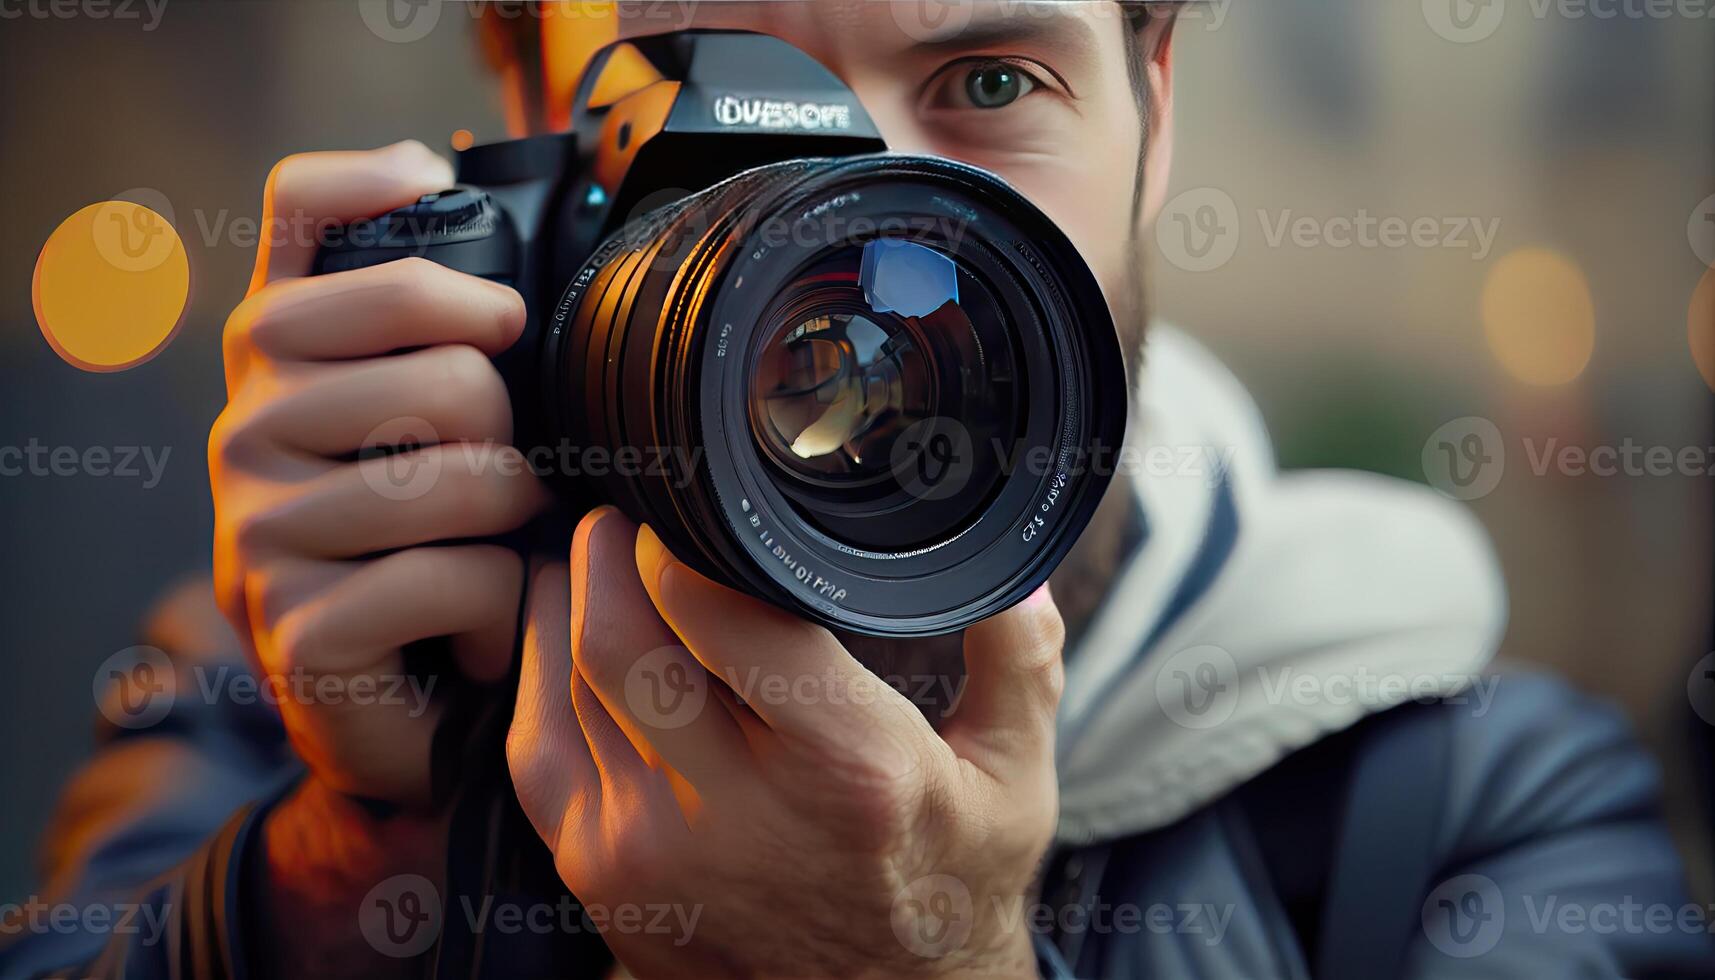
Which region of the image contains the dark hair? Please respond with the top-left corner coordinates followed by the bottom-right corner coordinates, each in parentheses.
top-left (1121, 2), bottom-right (1180, 220)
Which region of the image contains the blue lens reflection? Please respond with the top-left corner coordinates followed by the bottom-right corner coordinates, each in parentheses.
top-left (859, 239), bottom-right (959, 320)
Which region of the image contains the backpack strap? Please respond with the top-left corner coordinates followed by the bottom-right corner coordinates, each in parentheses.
top-left (1312, 702), bottom-right (1453, 980)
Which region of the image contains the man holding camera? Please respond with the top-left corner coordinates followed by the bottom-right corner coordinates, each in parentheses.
top-left (4, 3), bottom-right (1711, 978)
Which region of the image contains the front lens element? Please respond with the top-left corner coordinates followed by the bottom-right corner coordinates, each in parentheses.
top-left (746, 240), bottom-right (1022, 550)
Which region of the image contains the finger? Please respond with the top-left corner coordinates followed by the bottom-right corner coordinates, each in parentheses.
top-left (232, 258), bottom-right (525, 363)
top-left (509, 555), bottom-right (600, 851)
top-left (569, 508), bottom-right (749, 793)
top-left (250, 140), bottom-right (453, 291)
top-left (262, 545), bottom-right (524, 683)
top-left (246, 344), bottom-right (513, 458)
top-left (634, 524), bottom-right (920, 745)
top-left (940, 585), bottom-right (1066, 777)
top-left (242, 445), bottom-right (549, 559)
top-left (256, 545), bottom-right (524, 804)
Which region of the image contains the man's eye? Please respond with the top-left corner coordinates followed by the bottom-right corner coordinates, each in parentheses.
top-left (926, 60), bottom-right (1043, 112)
top-left (964, 63), bottom-right (1036, 109)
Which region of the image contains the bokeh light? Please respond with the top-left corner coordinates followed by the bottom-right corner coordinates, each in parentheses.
top-left (32, 201), bottom-right (188, 372)
top-left (1690, 264), bottom-right (1715, 393)
top-left (1481, 247), bottom-right (1596, 387)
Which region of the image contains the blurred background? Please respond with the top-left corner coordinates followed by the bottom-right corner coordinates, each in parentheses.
top-left (1, 0), bottom-right (1711, 905)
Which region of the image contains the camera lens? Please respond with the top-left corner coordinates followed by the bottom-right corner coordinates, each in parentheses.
top-left (540, 154), bottom-right (1125, 637)
top-left (746, 240), bottom-right (1023, 552)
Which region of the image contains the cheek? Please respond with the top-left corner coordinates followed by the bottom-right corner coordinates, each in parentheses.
top-left (995, 156), bottom-right (1140, 309)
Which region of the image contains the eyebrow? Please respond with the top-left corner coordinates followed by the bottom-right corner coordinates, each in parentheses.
top-left (908, 5), bottom-right (1104, 59)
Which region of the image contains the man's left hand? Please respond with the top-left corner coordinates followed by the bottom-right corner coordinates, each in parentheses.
top-left (506, 506), bottom-right (1065, 978)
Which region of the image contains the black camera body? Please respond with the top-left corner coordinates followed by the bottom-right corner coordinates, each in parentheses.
top-left (317, 32), bottom-right (1127, 637)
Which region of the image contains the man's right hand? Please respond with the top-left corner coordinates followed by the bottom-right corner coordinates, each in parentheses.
top-left (212, 140), bottom-right (545, 806)
top-left (209, 141), bottom-right (547, 975)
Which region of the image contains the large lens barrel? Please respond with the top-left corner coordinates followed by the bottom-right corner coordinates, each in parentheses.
top-left (541, 154), bottom-right (1126, 637)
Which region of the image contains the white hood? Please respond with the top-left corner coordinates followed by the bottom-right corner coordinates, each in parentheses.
top-left (1053, 326), bottom-right (1508, 845)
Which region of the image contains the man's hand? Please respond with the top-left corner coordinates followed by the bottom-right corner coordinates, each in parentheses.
top-left (209, 141), bottom-right (547, 975)
top-left (508, 508), bottom-right (1064, 978)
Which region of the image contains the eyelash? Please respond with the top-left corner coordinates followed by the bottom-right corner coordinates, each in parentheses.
top-left (923, 57), bottom-right (1057, 111)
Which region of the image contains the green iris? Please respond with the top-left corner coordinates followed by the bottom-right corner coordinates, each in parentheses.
top-left (965, 64), bottom-right (1025, 109)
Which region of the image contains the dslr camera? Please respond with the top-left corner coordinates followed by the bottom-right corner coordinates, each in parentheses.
top-left (316, 32), bottom-right (1126, 637)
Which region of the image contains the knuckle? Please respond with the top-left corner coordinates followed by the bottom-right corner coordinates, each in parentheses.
top-left (1017, 614), bottom-right (1067, 705)
top-left (432, 345), bottom-right (507, 423)
top-left (231, 505), bottom-right (279, 559)
top-left (207, 412), bottom-right (251, 470)
top-left (261, 153), bottom-right (307, 215)
top-left (391, 255), bottom-right (444, 296)
top-left (233, 287), bottom-right (297, 357)
top-left (606, 820), bottom-right (667, 884)
top-left (270, 607), bottom-right (326, 677)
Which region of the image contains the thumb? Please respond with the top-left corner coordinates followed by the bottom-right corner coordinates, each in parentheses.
top-left (941, 584), bottom-right (1066, 777)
